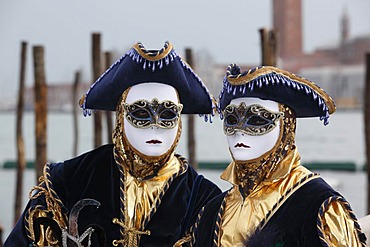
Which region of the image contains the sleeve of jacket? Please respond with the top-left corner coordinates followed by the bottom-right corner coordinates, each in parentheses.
top-left (4, 162), bottom-right (67, 246)
top-left (317, 195), bottom-right (367, 247)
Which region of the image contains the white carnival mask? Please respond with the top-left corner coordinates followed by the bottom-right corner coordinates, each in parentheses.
top-left (224, 97), bottom-right (282, 161)
top-left (123, 82), bottom-right (181, 157)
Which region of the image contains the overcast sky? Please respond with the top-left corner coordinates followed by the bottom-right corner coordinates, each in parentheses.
top-left (1, 0), bottom-right (370, 96)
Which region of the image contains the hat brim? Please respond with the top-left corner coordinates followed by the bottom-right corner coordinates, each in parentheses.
top-left (219, 65), bottom-right (336, 124)
top-left (81, 42), bottom-right (213, 115)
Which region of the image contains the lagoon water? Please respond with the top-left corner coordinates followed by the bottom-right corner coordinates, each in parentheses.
top-left (0, 110), bottom-right (366, 166)
top-left (0, 110), bottom-right (368, 239)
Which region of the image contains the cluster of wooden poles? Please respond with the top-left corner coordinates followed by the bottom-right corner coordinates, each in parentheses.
top-left (0, 28), bottom-right (277, 247)
top-left (2, 27), bottom-right (370, 246)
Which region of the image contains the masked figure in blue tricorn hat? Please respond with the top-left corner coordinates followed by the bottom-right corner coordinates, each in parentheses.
top-left (5, 41), bottom-right (221, 247)
top-left (193, 64), bottom-right (367, 247)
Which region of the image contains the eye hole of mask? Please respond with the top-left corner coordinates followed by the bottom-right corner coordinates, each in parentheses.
top-left (131, 109), bottom-right (150, 119)
top-left (160, 110), bottom-right (177, 120)
top-left (225, 114), bottom-right (238, 126)
top-left (247, 115), bottom-right (270, 126)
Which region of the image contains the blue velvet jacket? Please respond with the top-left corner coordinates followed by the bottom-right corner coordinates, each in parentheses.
top-left (5, 144), bottom-right (221, 247)
top-left (194, 177), bottom-right (366, 247)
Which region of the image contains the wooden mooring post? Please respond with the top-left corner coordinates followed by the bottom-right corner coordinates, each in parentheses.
top-left (72, 71), bottom-right (81, 157)
top-left (92, 33), bottom-right (102, 148)
top-left (0, 223), bottom-right (3, 247)
top-left (259, 27), bottom-right (277, 66)
top-left (365, 53), bottom-right (370, 214)
top-left (104, 51), bottom-right (113, 144)
top-left (33, 45), bottom-right (48, 181)
top-left (185, 48), bottom-right (198, 169)
top-left (14, 41), bottom-right (27, 223)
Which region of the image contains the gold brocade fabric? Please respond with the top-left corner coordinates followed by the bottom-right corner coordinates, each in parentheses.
top-left (218, 148), bottom-right (316, 246)
top-left (125, 154), bottom-right (181, 229)
top-left (322, 200), bottom-right (363, 247)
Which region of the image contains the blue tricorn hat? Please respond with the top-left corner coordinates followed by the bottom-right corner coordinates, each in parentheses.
top-left (218, 64), bottom-right (336, 125)
top-left (80, 41), bottom-right (214, 116)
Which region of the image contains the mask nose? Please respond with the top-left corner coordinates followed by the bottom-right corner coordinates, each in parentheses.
top-left (235, 131), bottom-right (245, 137)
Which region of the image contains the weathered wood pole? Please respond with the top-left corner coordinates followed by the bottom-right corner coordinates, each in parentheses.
top-left (365, 53), bottom-right (370, 214)
top-left (259, 28), bottom-right (269, 66)
top-left (268, 30), bottom-right (277, 66)
top-left (33, 45), bottom-right (48, 181)
top-left (0, 223), bottom-right (3, 247)
top-left (259, 28), bottom-right (277, 66)
top-left (92, 33), bottom-right (102, 148)
top-left (185, 48), bottom-right (198, 169)
top-left (14, 41), bottom-right (27, 223)
top-left (72, 71), bottom-right (81, 156)
top-left (104, 51), bottom-right (113, 144)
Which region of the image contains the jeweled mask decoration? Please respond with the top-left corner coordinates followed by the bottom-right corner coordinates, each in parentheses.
top-left (123, 98), bottom-right (183, 130)
top-left (122, 83), bottom-right (181, 157)
top-left (223, 102), bottom-right (283, 136)
top-left (225, 98), bottom-right (282, 161)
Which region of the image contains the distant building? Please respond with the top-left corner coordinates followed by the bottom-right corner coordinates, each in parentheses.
top-left (272, 0), bottom-right (370, 109)
top-left (201, 0), bottom-right (370, 110)
top-left (273, 0), bottom-right (303, 60)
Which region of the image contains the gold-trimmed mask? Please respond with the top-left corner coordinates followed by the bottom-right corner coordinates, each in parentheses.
top-left (123, 98), bottom-right (183, 129)
top-left (223, 102), bottom-right (284, 136)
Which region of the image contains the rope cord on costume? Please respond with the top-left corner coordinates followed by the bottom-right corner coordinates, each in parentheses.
top-left (173, 199), bottom-right (203, 247)
top-left (187, 205), bottom-right (205, 247)
top-left (25, 163), bottom-right (67, 244)
top-left (112, 217), bottom-right (150, 247)
top-left (212, 191), bottom-right (228, 247)
top-left (317, 195), bottom-right (367, 247)
top-left (112, 162), bottom-right (149, 247)
top-left (29, 164), bottom-right (65, 215)
top-left (25, 205), bottom-right (47, 243)
top-left (173, 235), bottom-right (192, 247)
top-left (143, 154), bottom-right (187, 228)
top-left (258, 172), bottom-right (319, 230)
top-left (112, 153), bottom-right (188, 246)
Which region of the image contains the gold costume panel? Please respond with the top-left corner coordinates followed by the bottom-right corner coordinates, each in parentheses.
top-left (321, 199), bottom-right (363, 247)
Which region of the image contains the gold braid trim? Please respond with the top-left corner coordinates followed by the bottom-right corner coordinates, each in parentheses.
top-left (317, 196), bottom-right (366, 247)
top-left (226, 65), bottom-right (336, 115)
top-left (112, 218), bottom-right (150, 247)
top-left (174, 203), bottom-right (202, 247)
top-left (133, 41), bottom-right (173, 61)
top-left (259, 173), bottom-right (319, 230)
top-left (25, 205), bottom-right (47, 243)
top-left (173, 235), bottom-right (192, 247)
top-left (182, 206), bottom-right (205, 247)
top-left (26, 163), bottom-right (67, 245)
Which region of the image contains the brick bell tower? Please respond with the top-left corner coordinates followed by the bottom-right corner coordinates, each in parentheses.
top-left (273, 0), bottom-right (303, 59)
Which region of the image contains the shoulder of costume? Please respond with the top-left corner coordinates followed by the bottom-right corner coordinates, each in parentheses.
top-left (63, 144), bottom-right (114, 164)
top-left (317, 195), bottom-right (367, 246)
top-left (47, 144), bottom-right (114, 179)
